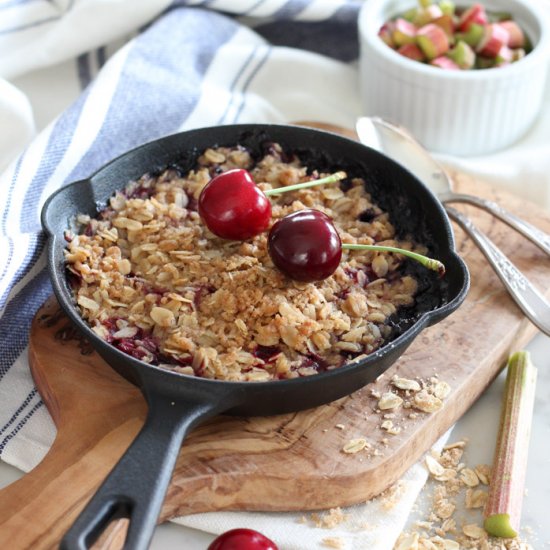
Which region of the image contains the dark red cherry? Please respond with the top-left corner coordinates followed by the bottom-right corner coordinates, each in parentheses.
top-left (207, 528), bottom-right (279, 550)
top-left (198, 169), bottom-right (272, 240)
top-left (268, 209), bottom-right (342, 282)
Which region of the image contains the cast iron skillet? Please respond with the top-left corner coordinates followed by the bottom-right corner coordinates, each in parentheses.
top-left (41, 124), bottom-right (469, 550)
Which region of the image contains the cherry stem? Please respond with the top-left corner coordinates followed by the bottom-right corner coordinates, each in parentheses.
top-left (264, 171), bottom-right (347, 196)
top-left (342, 243), bottom-right (445, 276)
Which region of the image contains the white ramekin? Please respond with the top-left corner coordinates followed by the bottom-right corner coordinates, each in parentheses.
top-left (358, 0), bottom-right (550, 156)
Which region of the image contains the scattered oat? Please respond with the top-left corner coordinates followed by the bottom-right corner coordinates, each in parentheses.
top-left (460, 468), bottom-right (479, 487)
top-left (440, 539), bottom-right (460, 550)
top-left (443, 441), bottom-right (466, 451)
top-left (378, 392), bottom-right (403, 410)
top-left (465, 488), bottom-right (487, 509)
top-left (321, 537), bottom-right (344, 549)
top-left (425, 455), bottom-right (445, 477)
top-left (432, 381), bottom-right (451, 400)
top-left (342, 438), bottom-right (368, 454)
top-left (311, 507), bottom-right (348, 529)
top-left (434, 469), bottom-right (457, 483)
top-left (392, 376), bottom-right (421, 392)
top-left (440, 518), bottom-right (456, 534)
top-left (434, 496), bottom-right (455, 520)
top-left (380, 420), bottom-right (402, 435)
top-left (475, 464), bottom-right (491, 485)
top-left (335, 423), bottom-right (346, 430)
top-left (394, 439), bottom-right (534, 550)
top-left (413, 390), bottom-right (443, 413)
top-left (394, 532), bottom-right (419, 550)
top-left (462, 523), bottom-right (486, 539)
top-left (380, 481), bottom-right (406, 510)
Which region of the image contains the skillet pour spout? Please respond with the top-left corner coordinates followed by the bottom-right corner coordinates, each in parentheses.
top-left (41, 124), bottom-right (469, 549)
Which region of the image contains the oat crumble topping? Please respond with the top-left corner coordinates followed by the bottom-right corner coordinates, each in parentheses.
top-left (65, 143), bottom-right (424, 381)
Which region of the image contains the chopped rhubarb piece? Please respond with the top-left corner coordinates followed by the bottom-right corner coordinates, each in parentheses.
top-left (432, 14), bottom-right (455, 39)
top-left (430, 56), bottom-right (460, 69)
top-left (477, 23), bottom-right (510, 57)
top-left (397, 42), bottom-right (425, 61)
top-left (511, 48), bottom-right (526, 62)
top-left (455, 22), bottom-right (485, 48)
top-left (392, 18), bottom-right (417, 46)
top-left (499, 20), bottom-right (525, 48)
top-left (438, 0), bottom-right (455, 17)
top-left (413, 4), bottom-right (444, 26)
top-left (447, 40), bottom-right (476, 69)
top-left (475, 55), bottom-right (495, 69)
top-left (378, 22), bottom-right (396, 47)
top-left (457, 3), bottom-right (488, 31)
top-left (253, 345), bottom-right (281, 363)
top-left (417, 23), bottom-right (450, 60)
top-left (484, 351), bottom-right (537, 538)
top-left (401, 7), bottom-right (418, 22)
top-left (495, 45), bottom-right (514, 66)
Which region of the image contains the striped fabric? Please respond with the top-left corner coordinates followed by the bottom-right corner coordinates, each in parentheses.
top-left (0, 0), bottom-right (361, 470)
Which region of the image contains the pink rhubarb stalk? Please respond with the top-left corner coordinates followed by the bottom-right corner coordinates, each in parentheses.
top-left (484, 351), bottom-right (537, 538)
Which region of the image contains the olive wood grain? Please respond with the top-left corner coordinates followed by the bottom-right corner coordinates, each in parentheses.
top-left (1, 137), bottom-right (549, 549)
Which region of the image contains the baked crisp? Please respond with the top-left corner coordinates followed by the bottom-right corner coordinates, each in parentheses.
top-left (65, 143), bottom-right (425, 381)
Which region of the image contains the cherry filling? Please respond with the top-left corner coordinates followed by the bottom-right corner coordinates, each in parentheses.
top-left (298, 353), bottom-right (330, 373)
top-left (193, 284), bottom-right (215, 309)
top-left (187, 196), bottom-right (199, 212)
top-left (358, 207), bottom-right (379, 223)
top-left (252, 345), bottom-right (281, 363)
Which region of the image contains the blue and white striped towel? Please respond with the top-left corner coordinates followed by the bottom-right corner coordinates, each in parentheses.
top-left (1, 1), bottom-right (549, 549)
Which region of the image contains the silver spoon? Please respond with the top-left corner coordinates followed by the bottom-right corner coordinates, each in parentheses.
top-left (355, 116), bottom-right (550, 336)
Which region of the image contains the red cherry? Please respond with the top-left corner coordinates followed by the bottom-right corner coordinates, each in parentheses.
top-left (198, 169), bottom-right (272, 240)
top-left (268, 209), bottom-right (342, 282)
top-left (207, 528), bottom-right (279, 550)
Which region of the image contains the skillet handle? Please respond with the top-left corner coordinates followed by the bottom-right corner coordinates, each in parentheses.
top-left (60, 391), bottom-right (220, 550)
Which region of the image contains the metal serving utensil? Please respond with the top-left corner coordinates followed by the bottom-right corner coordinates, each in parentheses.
top-left (355, 116), bottom-right (550, 337)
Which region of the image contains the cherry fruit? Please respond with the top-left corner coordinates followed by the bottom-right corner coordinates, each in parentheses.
top-left (198, 169), bottom-right (272, 241)
top-left (268, 208), bottom-right (445, 282)
top-left (207, 528), bottom-right (279, 550)
top-left (198, 169), bottom-right (347, 241)
top-left (268, 209), bottom-right (342, 282)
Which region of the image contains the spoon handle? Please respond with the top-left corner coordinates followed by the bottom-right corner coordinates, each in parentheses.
top-left (446, 206), bottom-right (550, 337)
top-left (443, 192), bottom-right (550, 257)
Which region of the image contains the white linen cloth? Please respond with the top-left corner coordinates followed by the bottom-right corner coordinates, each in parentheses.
top-left (0, 1), bottom-right (549, 549)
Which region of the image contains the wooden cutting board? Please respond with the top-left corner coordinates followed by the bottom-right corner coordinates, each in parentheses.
top-left (1, 157), bottom-right (550, 549)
